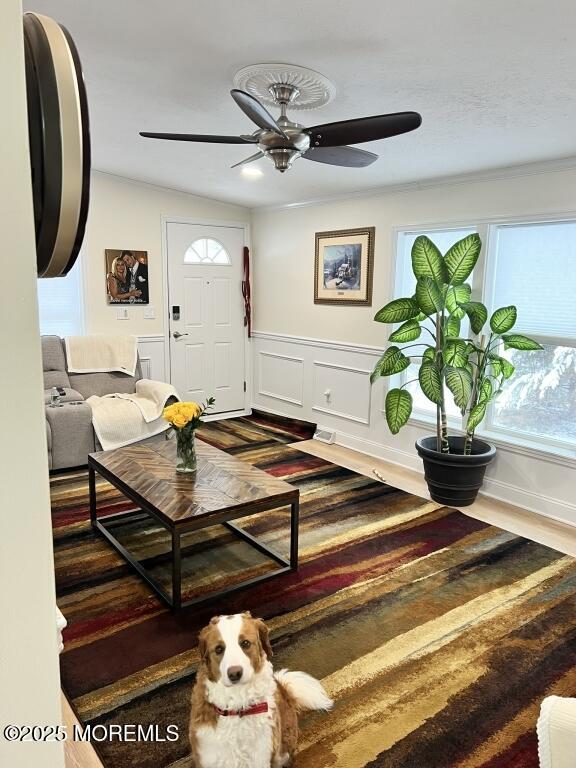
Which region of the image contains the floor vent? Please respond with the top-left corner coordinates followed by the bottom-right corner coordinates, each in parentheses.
top-left (313, 428), bottom-right (335, 444)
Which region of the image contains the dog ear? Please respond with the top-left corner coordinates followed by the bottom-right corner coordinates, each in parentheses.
top-left (255, 618), bottom-right (273, 658)
top-left (198, 625), bottom-right (212, 664)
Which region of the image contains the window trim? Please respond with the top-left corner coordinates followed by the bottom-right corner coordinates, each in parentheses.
top-left (391, 213), bottom-right (576, 458)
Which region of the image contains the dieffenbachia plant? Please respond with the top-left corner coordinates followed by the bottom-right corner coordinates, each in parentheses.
top-left (371, 234), bottom-right (543, 454)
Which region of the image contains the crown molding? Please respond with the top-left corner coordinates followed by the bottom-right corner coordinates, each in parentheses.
top-left (251, 155), bottom-right (576, 213)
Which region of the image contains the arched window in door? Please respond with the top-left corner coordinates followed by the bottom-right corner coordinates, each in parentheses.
top-left (184, 238), bottom-right (231, 265)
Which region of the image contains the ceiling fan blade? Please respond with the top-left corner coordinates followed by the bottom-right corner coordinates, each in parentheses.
top-left (306, 111), bottom-right (422, 148)
top-left (139, 132), bottom-right (256, 144)
top-left (231, 151), bottom-right (265, 169)
top-left (302, 145), bottom-right (378, 167)
top-left (230, 89), bottom-right (287, 138)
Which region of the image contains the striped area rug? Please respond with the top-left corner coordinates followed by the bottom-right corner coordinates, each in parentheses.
top-left (52, 413), bottom-right (576, 768)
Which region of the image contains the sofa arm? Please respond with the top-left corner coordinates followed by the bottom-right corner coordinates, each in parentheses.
top-left (43, 387), bottom-right (84, 404)
top-left (538, 696), bottom-right (576, 768)
top-left (45, 402), bottom-right (95, 470)
top-left (46, 418), bottom-right (53, 470)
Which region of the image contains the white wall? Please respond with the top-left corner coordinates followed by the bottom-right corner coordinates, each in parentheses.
top-left (0, 1), bottom-right (64, 765)
top-left (82, 172), bottom-right (250, 337)
top-left (251, 165), bottom-right (576, 525)
top-left (76, 173), bottom-right (249, 381)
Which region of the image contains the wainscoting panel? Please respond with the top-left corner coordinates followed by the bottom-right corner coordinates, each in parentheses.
top-left (312, 361), bottom-right (372, 424)
top-left (137, 335), bottom-right (168, 383)
top-left (250, 331), bottom-right (576, 527)
top-left (252, 332), bottom-right (382, 440)
top-left (258, 351), bottom-right (304, 406)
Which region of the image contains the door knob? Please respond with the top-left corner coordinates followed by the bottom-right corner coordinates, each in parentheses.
top-left (172, 331), bottom-right (189, 339)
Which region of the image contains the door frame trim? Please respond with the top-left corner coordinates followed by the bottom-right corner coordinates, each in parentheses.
top-left (161, 215), bottom-right (252, 414)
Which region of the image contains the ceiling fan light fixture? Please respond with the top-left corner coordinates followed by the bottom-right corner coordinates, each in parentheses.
top-left (267, 148), bottom-right (300, 173)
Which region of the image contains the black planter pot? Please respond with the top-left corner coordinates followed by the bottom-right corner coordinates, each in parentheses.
top-left (415, 436), bottom-right (496, 507)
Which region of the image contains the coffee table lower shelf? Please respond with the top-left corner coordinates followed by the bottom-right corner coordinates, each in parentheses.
top-left (88, 466), bottom-right (299, 610)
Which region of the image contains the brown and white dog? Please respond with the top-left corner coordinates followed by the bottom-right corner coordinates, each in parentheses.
top-left (189, 612), bottom-right (333, 768)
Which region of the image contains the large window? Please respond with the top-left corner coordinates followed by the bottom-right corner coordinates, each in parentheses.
top-left (37, 257), bottom-right (84, 337)
top-left (394, 219), bottom-right (576, 454)
top-left (485, 222), bottom-right (576, 447)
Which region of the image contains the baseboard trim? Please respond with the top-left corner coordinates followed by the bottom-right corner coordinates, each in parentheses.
top-left (254, 402), bottom-right (576, 529)
top-left (480, 476), bottom-right (576, 526)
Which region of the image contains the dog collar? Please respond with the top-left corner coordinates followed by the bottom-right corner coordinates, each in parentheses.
top-left (213, 702), bottom-right (269, 717)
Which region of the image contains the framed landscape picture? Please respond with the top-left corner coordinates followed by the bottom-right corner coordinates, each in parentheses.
top-left (314, 227), bottom-right (375, 305)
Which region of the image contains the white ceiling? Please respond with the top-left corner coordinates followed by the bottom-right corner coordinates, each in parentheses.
top-left (24, 0), bottom-right (576, 208)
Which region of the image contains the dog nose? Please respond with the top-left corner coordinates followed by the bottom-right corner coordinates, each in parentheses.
top-left (227, 666), bottom-right (243, 683)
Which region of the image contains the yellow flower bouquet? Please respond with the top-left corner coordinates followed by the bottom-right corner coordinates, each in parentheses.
top-left (162, 397), bottom-right (215, 474)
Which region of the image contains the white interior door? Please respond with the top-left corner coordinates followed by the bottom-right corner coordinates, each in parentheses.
top-left (166, 222), bottom-right (246, 414)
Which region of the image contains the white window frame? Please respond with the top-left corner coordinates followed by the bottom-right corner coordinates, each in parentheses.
top-left (390, 214), bottom-right (576, 460)
top-left (184, 237), bottom-right (232, 266)
top-left (480, 218), bottom-right (576, 455)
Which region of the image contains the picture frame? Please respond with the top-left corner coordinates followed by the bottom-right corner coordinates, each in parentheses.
top-left (314, 227), bottom-right (375, 305)
top-left (105, 249), bottom-right (149, 305)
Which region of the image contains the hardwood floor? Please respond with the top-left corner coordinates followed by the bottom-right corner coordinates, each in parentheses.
top-left (62, 695), bottom-right (104, 768)
top-left (293, 439), bottom-right (576, 557)
top-left (62, 438), bottom-right (575, 767)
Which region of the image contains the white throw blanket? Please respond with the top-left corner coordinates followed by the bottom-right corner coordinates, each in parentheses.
top-left (87, 379), bottom-right (180, 451)
top-left (65, 334), bottom-right (138, 376)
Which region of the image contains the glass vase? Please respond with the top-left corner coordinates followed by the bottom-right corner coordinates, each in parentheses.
top-left (175, 427), bottom-right (197, 474)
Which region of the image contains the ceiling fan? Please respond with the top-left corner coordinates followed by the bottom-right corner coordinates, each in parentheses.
top-left (140, 82), bottom-right (422, 173)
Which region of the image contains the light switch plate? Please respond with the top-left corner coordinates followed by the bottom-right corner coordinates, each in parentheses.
top-left (116, 307), bottom-right (129, 320)
top-left (143, 307), bottom-right (155, 319)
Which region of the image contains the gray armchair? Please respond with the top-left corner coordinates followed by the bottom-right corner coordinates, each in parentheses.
top-left (42, 336), bottom-right (142, 470)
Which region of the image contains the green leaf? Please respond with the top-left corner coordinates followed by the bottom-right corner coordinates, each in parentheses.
top-left (501, 358), bottom-right (515, 379)
top-left (415, 276), bottom-right (442, 316)
top-left (374, 298), bottom-right (420, 324)
top-left (411, 236), bottom-right (447, 284)
top-left (418, 362), bottom-right (443, 405)
top-left (444, 233), bottom-right (482, 284)
top-left (385, 389), bottom-right (413, 435)
top-left (370, 347), bottom-right (410, 383)
top-left (489, 353), bottom-right (515, 379)
top-left (444, 339), bottom-right (469, 367)
top-left (466, 401), bottom-right (487, 432)
top-left (502, 334), bottom-right (544, 351)
top-left (446, 283), bottom-right (472, 314)
top-left (445, 366), bottom-right (473, 412)
top-left (479, 378), bottom-right (493, 404)
top-left (388, 319), bottom-right (422, 343)
top-left (489, 355), bottom-right (502, 376)
top-left (452, 307), bottom-right (466, 320)
top-left (422, 347), bottom-right (436, 363)
top-left (445, 315), bottom-right (461, 338)
top-left (462, 301), bottom-right (488, 334)
top-left (490, 305), bottom-right (517, 334)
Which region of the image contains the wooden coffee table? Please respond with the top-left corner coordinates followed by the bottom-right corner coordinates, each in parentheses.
top-left (88, 435), bottom-right (299, 610)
